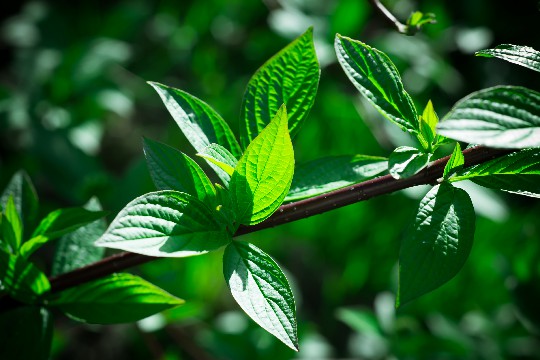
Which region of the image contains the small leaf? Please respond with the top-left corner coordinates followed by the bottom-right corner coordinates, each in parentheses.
top-left (240, 27), bottom-right (320, 148)
top-left (2, 196), bottom-right (23, 252)
top-left (451, 148), bottom-right (540, 198)
top-left (51, 198), bottom-right (106, 276)
top-left (95, 191), bottom-right (231, 257)
top-left (443, 143), bottom-right (465, 179)
top-left (0, 252), bottom-right (50, 303)
top-left (285, 155), bottom-right (388, 202)
top-left (223, 241), bottom-right (298, 351)
top-left (143, 137), bottom-right (216, 201)
top-left (49, 273), bottom-right (184, 324)
top-left (197, 143), bottom-right (238, 182)
top-left (476, 44), bottom-right (540, 73)
top-left (420, 100), bottom-right (439, 145)
top-left (398, 182), bottom-right (475, 306)
top-left (230, 105), bottom-right (294, 225)
top-left (438, 86), bottom-right (540, 148)
top-left (335, 35), bottom-right (424, 146)
top-left (0, 306), bottom-right (52, 360)
top-left (388, 146), bottom-right (431, 180)
top-left (405, 11), bottom-right (436, 35)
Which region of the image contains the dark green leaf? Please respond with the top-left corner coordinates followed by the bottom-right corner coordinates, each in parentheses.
top-left (443, 143), bottom-right (465, 179)
top-left (2, 196), bottom-right (22, 252)
top-left (476, 44), bottom-right (540, 73)
top-left (49, 273), bottom-right (184, 324)
top-left (96, 191), bottom-right (231, 257)
top-left (231, 105), bottom-right (294, 225)
top-left (285, 155), bottom-right (387, 202)
top-left (51, 198), bottom-right (106, 276)
top-left (0, 252), bottom-right (50, 303)
top-left (438, 86), bottom-right (540, 148)
top-left (240, 27), bottom-right (320, 149)
top-left (398, 182), bottom-right (475, 306)
top-left (388, 146), bottom-right (431, 179)
top-left (223, 241), bottom-right (298, 351)
top-left (197, 143), bottom-right (238, 185)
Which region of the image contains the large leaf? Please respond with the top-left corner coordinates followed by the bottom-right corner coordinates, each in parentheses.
top-left (240, 27), bottom-right (319, 148)
top-left (143, 137), bottom-right (216, 202)
top-left (49, 273), bottom-right (184, 324)
top-left (451, 148), bottom-right (540, 197)
top-left (223, 241), bottom-right (298, 351)
top-left (285, 155), bottom-right (387, 202)
top-left (0, 306), bottom-right (52, 360)
top-left (51, 198), bottom-right (106, 276)
top-left (438, 86), bottom-right (540, 148)
top-left (388, 146), bottom-right (431, 180)
top-left (0, 252), bottom-right (50, 303)
top-left (95, 191), bottom-right (231, 257)
top-left (398, 182), bottom-right (475, 306)
top-left (476, 44), bottom-right (540, 73)
top-left (335, 35), bottom-right (423, 145)
top-left (230, 105), bottom-right (294, 225)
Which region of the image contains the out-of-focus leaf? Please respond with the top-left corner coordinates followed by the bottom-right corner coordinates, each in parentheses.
top-left (2, 196), bottom-right (22, 252)
top-left (0, 252), bottom-right (50, 303)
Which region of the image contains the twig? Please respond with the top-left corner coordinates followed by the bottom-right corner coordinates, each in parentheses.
top-left (368, 0), bottom-right (408, 33)
top-left (47, 146), bottom-right (513, 294)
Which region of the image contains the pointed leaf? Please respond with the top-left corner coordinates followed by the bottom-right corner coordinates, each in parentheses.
top-left (96, 191), bottom-right (231, 257)
top-left (2, 196), bottom-right (22, 252)
top-left (197, 143), bottom-right (238, 183)
top-left (49, 273), bottom-right (184, 324)
top-left (143, 137), bottom-right (216, 201)
top-left (51, 198), bottom-right (106, 276)
top-left (398, 182), bottom-right (475, 306)
top-left (443, 143), bottom-right (465, 179)
top-left (0, 252), bottom-right (50, 303)
top-left (476, 44), bottom-right (540, 73)
top-left (388, 146), bottom-right (431, 180)
top-left (230, 105), bottom-right (294, 225)
top-left (240, 27), bottom-right (320, 148)
top-left (285, 155), bottom-right (387, 202)
top-left (1, 170), bottom-right (38, 239)
top-left (223, 241), bottom-right (298, 350)
top-left (420, 100), bottom-right (439, 145)
top-left (438, 86), bottom-right (540, 148)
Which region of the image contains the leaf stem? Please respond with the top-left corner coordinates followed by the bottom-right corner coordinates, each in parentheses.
top-left (367, 0), bottom-right (408, 34)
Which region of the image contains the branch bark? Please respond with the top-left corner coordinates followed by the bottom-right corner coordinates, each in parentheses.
top-left (47, 146), bottom-right (513, 294)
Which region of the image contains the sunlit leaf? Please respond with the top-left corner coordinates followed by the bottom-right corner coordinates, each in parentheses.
top-left (476, 44), bottom-right (540, 73)
top-left (388, 146), bottom-right (431, 180)
top-left (0, 252), bottom-right (50, 303)
top-left (197, 143), bottom-right (238, 185)
top-left (443, 143), bottom-right (465, 179)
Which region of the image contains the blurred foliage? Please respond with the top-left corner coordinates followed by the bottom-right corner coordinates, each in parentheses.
top-left (1, 0), bottom-right (540, 359)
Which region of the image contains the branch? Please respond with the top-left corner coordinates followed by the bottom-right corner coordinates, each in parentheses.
top-left (368, 0), bottom-right (408, 34)
top-left (47, 146), bottom-right (512, 294)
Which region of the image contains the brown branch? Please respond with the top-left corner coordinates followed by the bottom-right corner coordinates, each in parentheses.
top-left (47, 146), bottom-right (513, 294)
top-left (368, 0), bottom-right (408, 34)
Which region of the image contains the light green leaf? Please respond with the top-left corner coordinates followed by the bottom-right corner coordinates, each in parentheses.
top-left (438, 86), bottom-right (540, 148)
top-left (0, 252), bottom-right (50, 303)
top-left (230, 105), bottom-right (294, 225)
top-left (51, 198), bottom-right (106, 276)
top-left (1, 170), bottom-right (39, 240)
top-left (95, 191), bottom-right (231, 257)
top-left (335, 35), bottom-right (423, 146)
top-left (443, 143), bottom-right (465, 179)
top-left (197, 143), bottom-right (238, 184)
top-left (0, 306), bottom-right (52, 360)
top-left (285, 155), bottom-right (387, 202)
top-left (388, 146), bottom-right (431, 180)
top-left (2, 196), bottom-right (23, 252)
top-left (451, 148), bottom-right (540, 198)
top-left (476, 44), bottom-right (540, 73)
top-left (240, 27), bottom-right (320, 149)
top-left (420, 100), bottom-right (439, 146)
top-left (143, 137), bottom-right (216, 201)
top-left (223, 241), bottom-right (298, 351)
top-left (405, 11), bottom-right (436, 35)
top-left (398, 182), bottom-right (475, 306)
top-left (49, 273), bottom-right (184, 324)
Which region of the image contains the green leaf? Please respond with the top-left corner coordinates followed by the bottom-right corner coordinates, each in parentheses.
top-left (285, 155), bottom-right (388, 202)
top-left (476, 44), bottom-right (540, 73)
top-left (230, 105), bottom-right (294, 225)
top-left (398, 182), bottom-right (475, 306)
top-left (143, 137), bottom-right (216, 201)
top-left (0, 306), bottom-right (52, 360)
top-left (0, 170), bottom-right (39, 239)
top-left (443, 143), bottom-right (465, 179)
top-left (197, 143), bottom-right (238, 183)
top-left (335, 35), bottom-right (423, 146)
top-left (0, 252), bottom-right (50, 303)
top-left (51, 198), bottom-right (106, 276)
top-left (95, 191), bottom-right (231, 257)
top-left (438, 86), bottom-right (540, 148)
top-left (2, 196), bottom-right (23, 252)
top-left (420, 100), bottom-right (439, 146)
top-left (388, 146), bottom-right (431, 180)
top-left (49, 273), bottom-right (184, 324)
top-left (223, 241), bottom-right (298, 351)
top-left (451, 148), bottom-right (540, 198)
top-left (405, 11), bottom-right (436, 35)
top-left (214, 183), bottom-right (237, 229)
top-left (240, 27), bottom-right (320, 149)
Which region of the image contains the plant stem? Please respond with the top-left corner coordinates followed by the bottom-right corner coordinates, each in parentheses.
top-left (47, 146), bottom-right (512, 294)
top-left (368, 0), bottom-right (408, 34)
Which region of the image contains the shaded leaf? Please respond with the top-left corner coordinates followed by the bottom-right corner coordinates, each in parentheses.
top-left (2, 196), bottom-right (22, 252)
top-left (197, 143), bottom-right (238, 185)
top-left (476, 44), bottom-right (540, 73)
top-left (0, 170), bottom-right (38, 239)
top-left (388, 146), bottom-right (431, 180)
top-left (0, 252), bottom-right (50, 303)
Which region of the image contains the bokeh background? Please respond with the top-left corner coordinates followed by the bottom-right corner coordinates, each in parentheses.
top-left (1, 0), bottom-right (540, 359)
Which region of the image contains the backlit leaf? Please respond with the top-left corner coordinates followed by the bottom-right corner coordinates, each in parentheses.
top-left (0, 170), bottom-right (38, 239)
top-left (443, 143), bottom-right (465, 179)
top-left (197, 143), bottom-right (238, 185)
